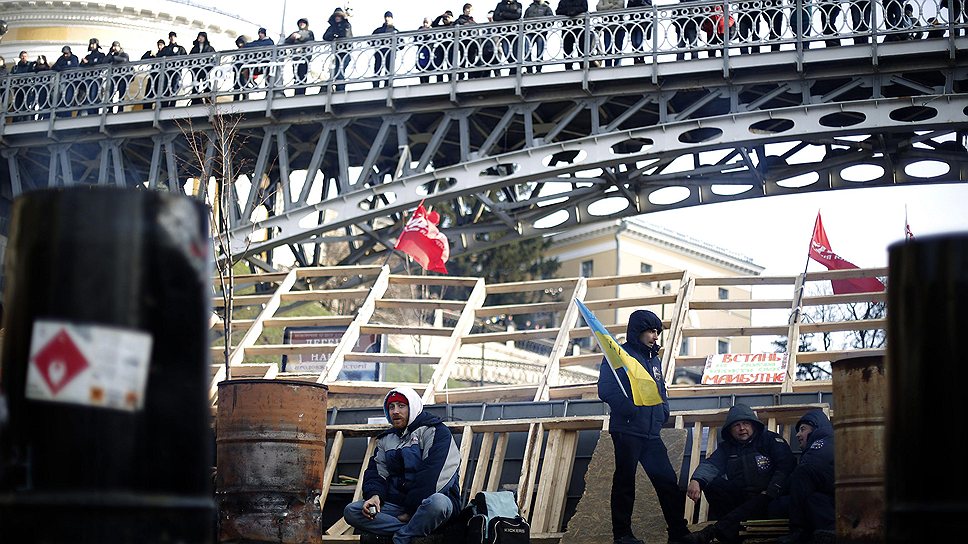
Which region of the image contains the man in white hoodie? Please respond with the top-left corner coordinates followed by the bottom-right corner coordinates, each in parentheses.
top-left (344, 387), bottom-right (462, 544)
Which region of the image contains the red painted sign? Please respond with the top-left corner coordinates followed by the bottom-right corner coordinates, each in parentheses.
top-left (31, 329), bottom-right (89, 395)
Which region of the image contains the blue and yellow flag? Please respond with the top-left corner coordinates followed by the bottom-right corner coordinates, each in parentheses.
top-left (575, 299), bottom-right (663, 407)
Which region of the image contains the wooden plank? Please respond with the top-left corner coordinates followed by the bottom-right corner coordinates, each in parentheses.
top-left (319, 431), bottom-right (345, 510)
top-left (767, 417), bottom-right (778, 433)
top-left (567, 323), bottom-right (627, 339)
top-left (212, 293), bottom-right (273, 307)
top-left (360, 324), bottom-right (454, 337)
top-left (802, 292), bottom-right (887, 306)
top-left (688, 299), bottom-right (792, 310)
top-left (468, 432), bottom-right (495, 498)
top-left (799, 319), bottom-right (886, 334)
top-left (263, 316), bottom-right (355, 328)
top-left (422, 279), bottom-right (487, 405)
top-left (530, 428), bottom-right (563, 533)
top-left (462, 328), bottom-right (561, 344)
top-left (486, 432), bottom-right (509, 492)
top-left (436, 385), bottom-right (539, 404)
top-left (325, 436), bottom-right (378, 536)
top-left (547, 430), bottom-right (579, 532)
top-left (228, 364), bottom-right (275, 378)
top-left (662, 272), bottom-right (691, 385)
top-left (297, 265), bottom-right (384, 278)
top-left (321, 267), bottom-right (391, 383)
top-left (220, 271), bottom-right (290, 284)
top-left (795, 348), bottom-right (885, 364)
top-left (517, 423), bottom-right (545, 519)
top-left (673, 355), bottom-right (709, 367)
top-left (585, 270), bottom-right (686, 288)
top-left (697, 425), bottom-right (718, 523)
top-left (485, 278), bottom-right (579, 294)
top-left (375, 299), bottom-right (467, 311)
top-left (805, 267), bottom-right (888, 282)
top-left (280, 288), bottom-right (371, 302)
top-left (536, 278), bottom-right (587, 401)
top-left (684, 421), bottom-right (703, 522)
top-left (582, 294), bottom-right (678, 311)
top-left (388, 275), bottom-right (481, 287)
top-left (322, 382), bottom-right (426, 396)
top-left (244, 344), bottom-right (337, 357)
top-left (559, 353), bottom-right (603, 367)
top-left (680, 325), bottom-right (789, 337)
top-left (457, 426), bottom-right (474, 492)
top-left (693, 275), bottom-right (798, 286)
top-left (476, 301), bottom-right (570, 318)
top-left (343, 353), bottom-right (440, 365)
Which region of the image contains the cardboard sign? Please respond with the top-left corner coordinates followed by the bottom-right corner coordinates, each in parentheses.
top-left (701, 353), bottom-right (788, 385)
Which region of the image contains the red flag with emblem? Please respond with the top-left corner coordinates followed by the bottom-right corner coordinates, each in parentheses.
top-left (394, 202), bottom-right (449, 274)
top-left (808, 213), bottom-right (885, 295)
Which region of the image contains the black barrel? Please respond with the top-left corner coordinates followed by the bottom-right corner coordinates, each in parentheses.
top-left (886, 234), bottom-right (968, 543)
top-left (0, 187), bottom-right (214, 543)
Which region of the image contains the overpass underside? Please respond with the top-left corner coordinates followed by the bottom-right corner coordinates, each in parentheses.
top-left (1, 4), bottom-right (967, 267)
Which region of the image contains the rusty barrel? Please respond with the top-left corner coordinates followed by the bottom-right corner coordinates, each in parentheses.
top-left (831, 355), bottom-right (885, 543)
top-left (886, 235), bottom-right (968, 542)
top-left (217, 379), bottom-right (329, 543)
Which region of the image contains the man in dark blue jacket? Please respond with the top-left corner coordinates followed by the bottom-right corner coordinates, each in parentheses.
top-left (344, 387), bottom-right (461, 544)
top-left (685, 404), bottom-right (796, 544)
top-left (776, 409), bottom-right (835, 544)
top-left (598, 310), bottom-right (691, 544)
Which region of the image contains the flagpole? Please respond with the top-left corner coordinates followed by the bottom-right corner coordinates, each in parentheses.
top-left (791, 212), bottom-right (820, 326)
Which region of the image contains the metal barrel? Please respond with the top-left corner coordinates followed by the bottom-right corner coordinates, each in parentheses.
top-left (216, 379), bottom-right (329, 543)
top-left (0, 187), bottom-right (214, 542)
top-left (886, 235), bottom-right (968, 542)
top-left (831, 354), bottom-right (885, 543)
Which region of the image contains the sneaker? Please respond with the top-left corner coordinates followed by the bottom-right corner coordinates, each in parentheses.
top-left (682, 525), bottom-right (716, 544)
top-left (360, 533), bottom-right (393, 544)
top-left (614, 536), bottom-right (645, 544)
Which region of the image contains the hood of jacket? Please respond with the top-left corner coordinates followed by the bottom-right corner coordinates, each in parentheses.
top-left (194, 32), bottom-right (209, 45)
top-left (383, 386), bottom-right (424, 427)
top-left (329, 9), bottom-right (348, 26)
top-left (796, 409), bottom-right (832, 448)
top-left (625, 309), bottom-right (662, 358)
top-left (720, 404), bottom-right (765, 442)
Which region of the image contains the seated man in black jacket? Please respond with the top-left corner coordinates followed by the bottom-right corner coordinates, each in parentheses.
top-left (684, 404), bottom-right (795, 544)
top-left (776, 410), bottom-right (835, 544)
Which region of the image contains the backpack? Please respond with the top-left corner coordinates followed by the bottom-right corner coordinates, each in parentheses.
top-left (461, 491), bottom-right (530, 544)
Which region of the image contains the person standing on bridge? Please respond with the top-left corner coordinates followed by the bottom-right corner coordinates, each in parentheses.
top-left (597, 310), bottom-right (692, 544)
top-left (189, 32), bottom-right (216, 105)
top-left (81, 38), bottom-right (106, 115)
top-left (104, 41), bottom-right (130, 113)
top-left (597, 0), bottom-right (627, 67)
top-left (371, 11), bottom-right (399, 88)
top-left (323, 7), bottom-right (353, 92)
top-left (157, 32), bottom-right (187, 108)
top-left (52, 46), bottom-right (80, 118)
top-left (11, 51), bottom-right (36, 121)
top-left (683, 404), bottom-right (795, 544)
top-left (493, 0), bottom-right (524, 75)
top-left (344, 387), bottom-right (461, 544)
top-left (523, 0), bottom-right (553, 72)
top-left (557, 0), bottom-right (590, 70)
top-left (285, 18), bottom-right (315, 95)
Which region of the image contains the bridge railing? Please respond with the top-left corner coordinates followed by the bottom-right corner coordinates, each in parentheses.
top-left (0, 0), bottom-right (961, 122)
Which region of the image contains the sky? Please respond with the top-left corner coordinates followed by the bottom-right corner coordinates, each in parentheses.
top-left (215, 1), bottom-right (968, 277)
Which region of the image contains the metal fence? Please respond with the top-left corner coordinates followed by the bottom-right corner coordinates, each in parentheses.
top-left (0, 0), bottom-right (962, 121)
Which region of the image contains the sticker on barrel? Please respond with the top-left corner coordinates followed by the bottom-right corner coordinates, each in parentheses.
top-left (26, 320), bottom-right (153, 412)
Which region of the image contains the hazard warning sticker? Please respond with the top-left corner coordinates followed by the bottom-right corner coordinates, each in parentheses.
top-left (25, 320), bottom-right (152, 412)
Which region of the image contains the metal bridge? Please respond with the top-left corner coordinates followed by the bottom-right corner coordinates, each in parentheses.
top-left (1, 0), bottom-right (966, 268)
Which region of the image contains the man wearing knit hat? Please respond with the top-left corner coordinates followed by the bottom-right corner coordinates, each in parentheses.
top-left (371, 10), bottom-right (398, 88)
top-left (344, 387), bottom-right (461, 544)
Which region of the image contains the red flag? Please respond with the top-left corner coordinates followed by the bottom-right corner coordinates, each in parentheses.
top-left (808, 213), bottom-right (885, 295)
top-left (394, 203), bottom-right (449, 274)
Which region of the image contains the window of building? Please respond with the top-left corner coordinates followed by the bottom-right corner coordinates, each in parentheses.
top-left (641, 262), bottom-right (652, 274)
top-left (580, 260), bottom-right (594, 278)
top-left (679, 339), bottom-right (689, 356)
top-left (717, 339), bottom-right (730, 354)
top-left (718, 287), bottom-right (729, 300)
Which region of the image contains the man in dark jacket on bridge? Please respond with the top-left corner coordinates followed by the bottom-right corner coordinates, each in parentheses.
top-left (684, 404), bottom-right (796, 544)
top-left (598, 310), bottom-right (691, 544)
top-left (344, 386), bottom-right (461, 544)
top-left (776, 409), bottom-right (835, 544)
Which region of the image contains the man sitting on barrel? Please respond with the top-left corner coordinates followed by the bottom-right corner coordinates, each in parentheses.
top-left (776, 409), bottom-right (835, 544)
top-left (344, 386), bottom-right (461, 544)
top-left (684, 404), bottom-right (796, 544)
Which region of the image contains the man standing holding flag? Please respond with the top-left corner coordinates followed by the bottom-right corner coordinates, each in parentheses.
top-left (584, 302), bottom-right (691, 544)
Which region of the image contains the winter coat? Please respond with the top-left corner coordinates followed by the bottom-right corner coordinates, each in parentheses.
top-left (245, 37), bottom-right (275, 48)
top-left (493, 1), bottom-right (524, 21)
top-left (284, 28), bottom-right (315, 45)
top-left (597, 310), bottom-right (670, 439)
top-left (432, 14), bottom-right (453, 27)
top-left (52, 54), bottom-right (80, 71)
top-left (362, 387), bottom-right (462, 516)
top-left (373, 23), bottom-right (399, 35)
top-left (796, 409), bottom-right (834, 469)
top-left (11, 60), bottom-right (35, 75)
top-left (691, 404), bottom-right (796, 498)
top-left (627, 0), bottom-right (651, 7)
top-left (324, 13), bottom-right (353, 41)
top-left (557, 0), bottom-right (589, 17)
top-left (190, 33), bottom-right (216, 55)
top-left (524, 0), bottom-right (554, 18)
top-left (105, 49), bottom-right (129, 64)
top-left (597, 0), bottom-right (626, 10)
top-left (158, 43), bottom-right (187, 57)
top-left (83, 49), bottom-right (106, 66)
top-left (455, 14), bottom-right (476, 25)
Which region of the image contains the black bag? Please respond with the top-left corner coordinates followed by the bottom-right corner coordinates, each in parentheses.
top-left (461, 491), bottom-right (530, 544)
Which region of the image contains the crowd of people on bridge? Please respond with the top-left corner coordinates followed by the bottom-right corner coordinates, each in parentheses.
top-left (0, 0), bottom-right (960, 119)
